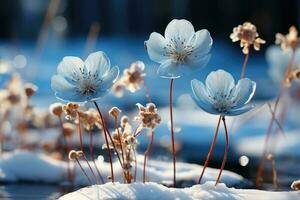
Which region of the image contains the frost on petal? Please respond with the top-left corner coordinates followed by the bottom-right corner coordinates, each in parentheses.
top-left (51, 75), bottom-right (82, 102)
top-left (164, 19), bottom-right (195, 42)
top-left (205, 70), bottom-right (235, 97)
top-left (188, 29), bottom-right (213, 57)
top-left (191, 79), bottom-right (218, 114)
top-left (57, 56), bottom-right (85, 83)
top-left (232, 78), bottom-right (256, 107)
top-left (227, 104), bottom-right (255, 116)
top-left (85, 51), bottom-right (110, 77)
top-left (157, 59), bottom-right (181, 79)
top-left (146, 32), bottom-right (168, 63)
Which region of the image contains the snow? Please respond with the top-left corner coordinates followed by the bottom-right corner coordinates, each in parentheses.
top-left (236, 131), bottom-right (300, 157)
top-left (0, 150), bottom-right (245, 187)
top-left (59, 181), bottom-right (300, 200)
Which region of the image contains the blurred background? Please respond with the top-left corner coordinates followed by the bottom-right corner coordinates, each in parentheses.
top-left (0, 0), bottom-right (300, 199)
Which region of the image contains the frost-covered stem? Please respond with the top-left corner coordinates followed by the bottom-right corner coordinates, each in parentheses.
top-left (89, 128), bottom-right (104, 184)
top-left (143, 129), bottom-right (154, 183)
top-left (58, 116), bottom-right (71, 183)
top-left (143, 79), bottom-right (152, 103)
top-left (198, 115), bottom-right (222, 184)
top-left (75, 157), bottom-right (93, 185)
top-left (169, 78), bottom-right (176, 187)
top-left (132, 144), bottom-right (138, 182)
top-left (256, 49), bottom-right (295, 187)
top-left (93, 102), bottom-right (115, 182)
top-left (240, 52), bottom-right (249, 79)
top-left (215, 116), bottom-right (229, 186)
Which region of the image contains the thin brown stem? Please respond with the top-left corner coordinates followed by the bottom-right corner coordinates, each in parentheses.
top-left (93, 102), bottom-right (115, 182)
top-left (82, 154), bottom-right (98, 184)
top-left (75, 158), bottom-right (92, 185)
top-left (256, 49), bottom-right (296, 188)
top-left (58, 116), bottom-right (71, 183)
top-left (77, 115), bottom-right (84, 151)
top-left (215, 116), bottom-right (229, 186)
top-left (89, 129), bottom-right (104, 184)
top-left (240, 52), bottom-right (249, 79)
top-left (169, 78), bottom-right (176, 187)
top-left (198, 115), bottom-right (222, 184)
top-left (132, 144), bottom-right (137, 182)
top-left (143, 129), bottom-right (154, 183)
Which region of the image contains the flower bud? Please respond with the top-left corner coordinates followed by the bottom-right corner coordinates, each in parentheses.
top-left (49, 103), bottom-right (63, 116)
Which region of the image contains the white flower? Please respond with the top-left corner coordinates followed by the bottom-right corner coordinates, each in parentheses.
top-left (51, 51), bottom-right (119, 102)
top-left (145, 19), bottom-right (212, 79)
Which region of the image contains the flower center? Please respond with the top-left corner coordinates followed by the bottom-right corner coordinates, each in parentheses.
top-left (78, 81), bottom-right (97, 96)
top-left (164, 37), bottom-right (194, 63)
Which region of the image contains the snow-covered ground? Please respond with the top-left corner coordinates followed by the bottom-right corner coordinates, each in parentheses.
top-left (0, 150), bottom-right (245, 187)
top-left (59, 181), bottom-right (300, 200)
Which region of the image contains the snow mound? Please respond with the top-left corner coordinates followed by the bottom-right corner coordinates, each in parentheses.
top-left (0, 151), bottom-right (245, 187)
top-left (59, 181), bottom-right (300, 200)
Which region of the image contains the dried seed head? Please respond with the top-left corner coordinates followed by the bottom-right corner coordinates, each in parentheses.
top-left (24, 83), bottom-right (38, 97)
top-left (291, 180), bottom-right (300, 190)
top-left (276, 26), bottom-right (300, 51)
top-left (230, 22), bottom-right (265, 54)
top-left (68, 150), bottom-right (78, 160)
top-left (63, 103), bottom-right (80, 120)
top-left (116, 61), bottom-right (146, 93)
top-left (68, 150), bottom-right (83, 160)
top-left (49, 102), bottom-right (63, 116)
top-left (109, 107), bottom-right (121, 118)
top-left (135, 103), bottom-right (161, 129)
top-left (121, 115), bottom-right (129, 128)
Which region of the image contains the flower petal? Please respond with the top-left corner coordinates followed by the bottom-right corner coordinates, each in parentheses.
top-left (191, 79), bottom-right (218, 114)
top-left (232, 78), bottom-right (256, 107)
top-left (164, 19), bottom-right (195, 42)
top-left (188, 29), bottom-right (213, 57)
top-left (205, 69), bottom-right (235, 97)
top-left (187, 54), bottom-right (211, 71)
top-left (51, 75), bottom-right (83, 102)
top-left (85, 51), bottom-right (111, 77)
top-left (157, 59), bottom-right (182, 79)
top-left (57, 56), bottom-right (85, 83)
top-left (227, 104), bottom-right (255, 116)
top-left (146, 32), bottom-right (168, 63)
top-left (100, 66), bottom-right (120, 90)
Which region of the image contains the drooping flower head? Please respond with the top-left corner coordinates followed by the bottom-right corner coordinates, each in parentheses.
top-left (145, 19), bottom-right (212, 79)
top-left (230, 22), bottom-right (265, 54)
top-left (51, 51), bottom-right (119, 102)
top-left (276, 26), bottom-right (300, 51)
top-left (191, 69), bottom-right (256, 116)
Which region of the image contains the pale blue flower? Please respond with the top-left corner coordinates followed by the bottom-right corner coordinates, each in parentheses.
top-left (51, 51), bottom-right (119, 102)
top-left (191, 69), bottom-right (256, 116)
top-left (145, 19), bottom-right (213, 79)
